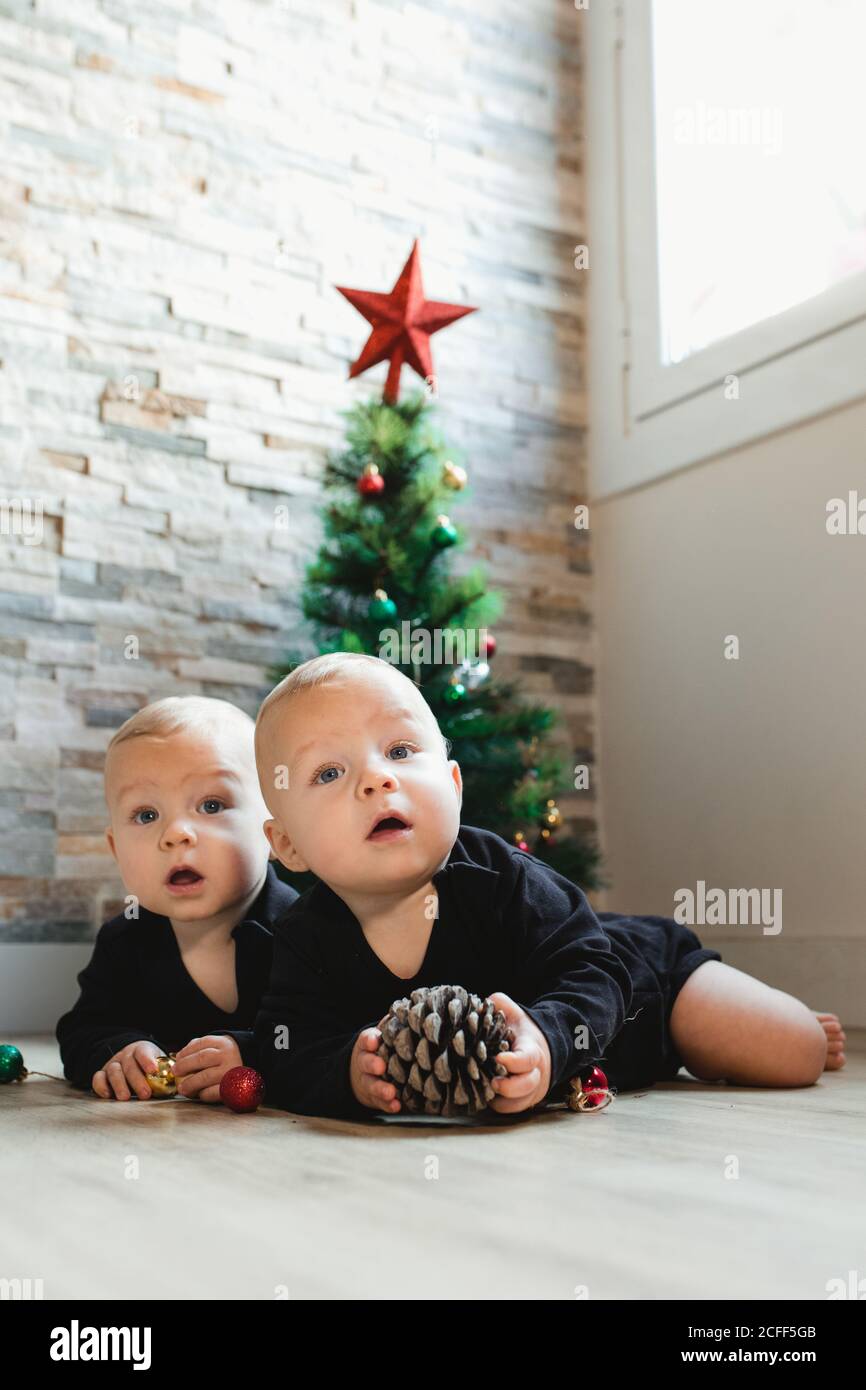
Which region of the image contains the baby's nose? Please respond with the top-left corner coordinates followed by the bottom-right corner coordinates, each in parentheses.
top-left (363, 765), bottom-right (397, 792)
top-left (366, 772), bottom-right (395, 790)
top-left (162, 819), bottom-right (195, 843)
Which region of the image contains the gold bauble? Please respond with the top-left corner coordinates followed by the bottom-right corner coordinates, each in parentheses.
top-left (442, 461), bottom-right (467, 490)
top-left (145, 1053), bottom-right (178, 1098)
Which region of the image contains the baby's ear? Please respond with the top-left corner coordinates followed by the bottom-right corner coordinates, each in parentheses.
top-left (263, 818), bottom-right (308, 873)
top-left (449, 758), bottom-right (463, 806)
top-left (105, 827), bottom-right (118, 861)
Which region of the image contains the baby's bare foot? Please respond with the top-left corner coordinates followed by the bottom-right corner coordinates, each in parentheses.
top-left (815, 1012), bottom-right (846, 1069)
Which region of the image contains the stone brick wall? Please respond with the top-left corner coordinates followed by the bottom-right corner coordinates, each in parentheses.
top-left (0, 0), bottom-right (594, 943)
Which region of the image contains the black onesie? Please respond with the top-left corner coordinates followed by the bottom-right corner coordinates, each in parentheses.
top-left (56, 862), bottom-right (299, 1090)
top-left (253, 824), bottom-right (723, 1120)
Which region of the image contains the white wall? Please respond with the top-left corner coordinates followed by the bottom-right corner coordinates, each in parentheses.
top-left (593, 398), bottom-right (866, 1024)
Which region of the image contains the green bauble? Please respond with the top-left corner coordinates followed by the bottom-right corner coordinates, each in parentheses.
top-left (444, 682), bottom-right (466, 703)
top-left (0, 1044), bottom-right (26, 1083)
top-left (368, 588), bottom-right (398, 622)
top-left (430, 514), bottom-right (458, 549)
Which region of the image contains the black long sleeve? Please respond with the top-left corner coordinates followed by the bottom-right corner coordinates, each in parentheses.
top-left (56, 925), bottom-right (166, 1091)
top-left (503, 851), bottom-right (634, 1101)
top-left (209, 1028), bottom-right (259, 1069)
top-left (254, 924), bottom-right (371, 1120)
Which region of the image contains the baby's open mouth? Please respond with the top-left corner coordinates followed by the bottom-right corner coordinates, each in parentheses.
top-left (167, 868), bottom-right (204, 886)
top-left (367, 814), bottom-right (412, 840)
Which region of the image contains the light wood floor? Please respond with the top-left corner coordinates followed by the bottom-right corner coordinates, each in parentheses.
top-left (3, 1033), bottom-right (864, 1300)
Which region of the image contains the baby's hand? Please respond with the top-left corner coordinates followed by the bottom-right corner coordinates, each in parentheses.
top-left (173, 1035), bottom-right (243, 1103)
top-left (487, 992), bottom-right (552, 1115)
top-left (93, 1041), bottom-right (164, 1101)
top-left (350, 1019), bottom-right (401, 1113)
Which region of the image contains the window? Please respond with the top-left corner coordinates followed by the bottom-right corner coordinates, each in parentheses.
top-left (585, 0), bottom-right (866, 497)
top-left (653, 0), bottom-right (866, 366)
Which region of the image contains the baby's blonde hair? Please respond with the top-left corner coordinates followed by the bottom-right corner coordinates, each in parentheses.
top-left (104, 697), bottom-right (259, 811)
top-left (107, 695), bottom-right (255, 757)
top-left (254, 653), bottom-right (451, 781)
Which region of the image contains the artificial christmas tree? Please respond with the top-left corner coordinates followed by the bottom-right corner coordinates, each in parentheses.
top-left (268, 241), bottom-right (603, 893)
top-left (267, 386), bottom-right (603, 892)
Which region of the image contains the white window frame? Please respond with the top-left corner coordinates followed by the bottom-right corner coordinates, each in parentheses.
top-left (585, 0), bottom-right (866, 500)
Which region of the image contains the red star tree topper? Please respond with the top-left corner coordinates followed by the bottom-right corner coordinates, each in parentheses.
top-left (335, 239), bottom-right (477, 403)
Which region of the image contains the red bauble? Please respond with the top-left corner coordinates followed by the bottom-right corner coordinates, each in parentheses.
top-left (581, 1067), bottom-right (609, 1107)
top-left (568, 1064), bottom-right (611, 1112)
top-left (484, 633), bottom-right (496, 658)
top-left (581, 1066), bottom-right (610, 1105)
top-left (219, 1066), bottom-right (265, 1113)
top-left (357, 465), bottom-right (385, 497)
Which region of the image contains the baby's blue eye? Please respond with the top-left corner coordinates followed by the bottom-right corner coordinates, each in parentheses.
top-left (312, 745), bottom-right (415, 784)
top-left (132, 798), bottom-right (226, 822)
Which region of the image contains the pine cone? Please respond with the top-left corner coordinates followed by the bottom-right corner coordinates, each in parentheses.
top-left (376, 984), bottom-right (516, 1116)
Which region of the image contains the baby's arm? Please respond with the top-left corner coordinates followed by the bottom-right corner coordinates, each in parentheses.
top-left (207, 1028), bottom-right (258, 1068)
top-left (92, 1040), bottom-right (164, 1101)
top-left (170, 1026), bottom-right (261, 1102)
top-left (485, 992), bottom-right (552, 1113)
top-left (172, 1034), bottom-right (243, 1102)
top-left (55, 925), bottom-right (165, 1093)
top-left (350, 1023), bottom-right (402, 1113)
top-left (501, 852), bottom-right (634, 1104)
top-left (253, 925), bottom-right (376, 1120)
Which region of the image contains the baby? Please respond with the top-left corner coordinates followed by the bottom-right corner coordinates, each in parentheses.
top-left (56, 696), bottom-right (299, 1101)
top-left (251, 652), bottom-right (845, 1120)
